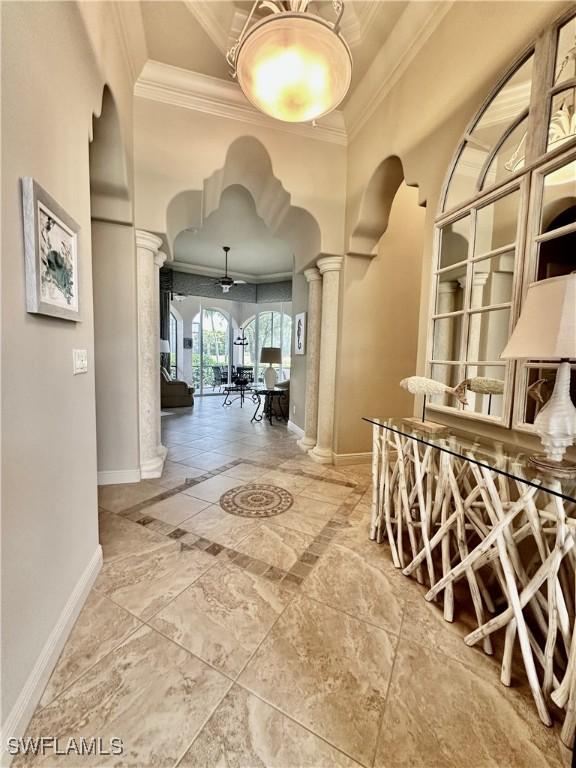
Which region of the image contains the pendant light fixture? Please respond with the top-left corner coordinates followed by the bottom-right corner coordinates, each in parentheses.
top-left (227, 1), bottom-right (352, 124)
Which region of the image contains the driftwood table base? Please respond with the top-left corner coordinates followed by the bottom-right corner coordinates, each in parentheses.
top-left (369, 421), bottom-right (576, 746)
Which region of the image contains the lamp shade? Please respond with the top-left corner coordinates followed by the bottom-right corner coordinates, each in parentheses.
top-left (260, 346), bottom-right (282, 365)
top-left (500, 274), bottom-right (576, 360)
top-left (160, 339), bottom-right (171, 355)
top-left (236, 14), bottom-right (352, 124)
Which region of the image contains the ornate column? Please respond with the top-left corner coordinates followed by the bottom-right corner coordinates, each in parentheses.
top-left (309, 256), bottom-right (343, 464)
top-left (136, 230), bottom-right (167, 478)
top-left (298, 267), bottom-right (323, 451)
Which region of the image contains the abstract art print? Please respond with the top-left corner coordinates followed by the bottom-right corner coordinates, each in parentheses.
top-left (294, 311), bottom-right (306, 355)
top-left (22, 177), bottom-right (80, 321)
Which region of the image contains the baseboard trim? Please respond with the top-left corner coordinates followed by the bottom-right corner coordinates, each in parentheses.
top-left (1, 546), bottom-right (103, 765)
top-left (333, 451), bottom-right (372, 466)
top-left (97, 469), bottom-right (141, 486)
top-left (287, 420), bottom-right (305, 439)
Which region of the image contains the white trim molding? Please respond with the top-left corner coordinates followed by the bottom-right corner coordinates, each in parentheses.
top-left (0, 547), bottom-right (103, 766)
top-left (287, 420), bottom-right (305, 439)
top-left (97, 468), bottom-right (142, 486)
top-left (333, 451), bottom-right (372, 466)
top-left (135, 60), bottom-right (347, 146)
top-left (170, 260), bottom-right (292, 283)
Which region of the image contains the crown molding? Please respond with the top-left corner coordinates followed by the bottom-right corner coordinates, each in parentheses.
top-left (135, 60), bottom-right (347, 146)
top-left (170, 260), bottom-right (292, 283)
top-left (345, 1), bottom-right (455, 141)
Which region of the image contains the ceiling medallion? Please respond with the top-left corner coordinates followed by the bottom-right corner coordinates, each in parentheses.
top-left (227, 1), bottom-right (352, 124)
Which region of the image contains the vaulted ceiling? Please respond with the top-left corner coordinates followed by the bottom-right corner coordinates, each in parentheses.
top-left (141, 1), bottom-right (409, 106)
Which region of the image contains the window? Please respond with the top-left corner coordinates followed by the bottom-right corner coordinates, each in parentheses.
top-left (241, 307), bottom-right (292, 384)
top-left (191, 308), bottom-right (231, 394)
top-left (169, 311), bottom-right (178, 380)
top-left (430, 9), bottom-right (576, 427)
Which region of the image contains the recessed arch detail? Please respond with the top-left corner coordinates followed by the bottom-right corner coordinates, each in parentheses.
top-left (90, 86), bottom-right (132, 224)
top-left (166, 136), bottom-right (322, 272)
top-left (348, 155), bottom-right (422, 257)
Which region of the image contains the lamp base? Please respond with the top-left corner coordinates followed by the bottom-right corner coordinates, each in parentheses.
top-left (263, 366), bottom-right (277, 390)
top-left (528, 454), bottom-right (576, 479)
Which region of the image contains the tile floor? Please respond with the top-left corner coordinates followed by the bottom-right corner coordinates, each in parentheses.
top-left (16, 396), bottom-right (570, 767)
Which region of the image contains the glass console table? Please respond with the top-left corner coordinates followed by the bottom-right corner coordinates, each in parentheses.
top-left (363, 416), bottom-right (576, 746)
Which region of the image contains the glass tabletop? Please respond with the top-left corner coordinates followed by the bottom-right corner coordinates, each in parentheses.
top-left (362, 417), bottom-right (576, 504)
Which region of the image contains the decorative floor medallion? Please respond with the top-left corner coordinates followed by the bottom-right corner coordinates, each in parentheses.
top-left (220, 484), bottom-right (294, 518)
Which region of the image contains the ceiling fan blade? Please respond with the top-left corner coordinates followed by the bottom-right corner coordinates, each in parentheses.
top-left (233, 280), bottom-right (247, 285)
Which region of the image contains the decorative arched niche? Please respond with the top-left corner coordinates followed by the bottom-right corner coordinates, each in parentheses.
top-left (90, 86), bottom-right (131, 224)
top-left (166, 136), bottom-right (321, 273)
top-left (427, 9), bottom-right (576, 429)
top-left (348, 155), bottom-right (423, 257)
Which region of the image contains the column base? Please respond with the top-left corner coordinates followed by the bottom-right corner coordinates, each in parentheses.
top-left (308, 445), bottom-right (334, 464)
top-left (140, 444), bottom-right (168, 479)
top-left (297, 435), bottom-right (316, 452)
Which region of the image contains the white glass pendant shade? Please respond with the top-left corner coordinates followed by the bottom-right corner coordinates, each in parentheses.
top-left (236, 14), bottom-right (352, 123)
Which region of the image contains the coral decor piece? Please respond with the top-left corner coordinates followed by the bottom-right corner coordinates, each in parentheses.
top-left (399, 376), bottom-right (468, 406)
top-left (460, 377), bottom-right (504, 395)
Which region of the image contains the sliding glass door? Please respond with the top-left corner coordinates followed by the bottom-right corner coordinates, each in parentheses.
top-left (191, 307), bottom-right (232, 395)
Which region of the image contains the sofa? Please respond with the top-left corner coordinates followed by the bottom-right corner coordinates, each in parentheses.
top-left (161, 368), bottom-right (194, 408)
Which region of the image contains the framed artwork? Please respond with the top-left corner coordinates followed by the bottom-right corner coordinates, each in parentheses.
top-left (22, 177), bottom-right (80, 321)
top-left (294, 311), bottom-right (306, 355)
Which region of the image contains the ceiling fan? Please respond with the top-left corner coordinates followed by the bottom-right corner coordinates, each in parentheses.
top-left (211, 246), bottom-right (246, 293)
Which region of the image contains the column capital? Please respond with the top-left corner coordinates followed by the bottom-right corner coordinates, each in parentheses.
top-left (135, 229), bottom-right (162, 253)
top-left (317, 256), bottom-right (343, 275)
top-left (438, 280), bottom-right (460, 294)
top-left (304, 267), bottom-right (321, 283)
top-left (154, 251), bottom-right (167, 268)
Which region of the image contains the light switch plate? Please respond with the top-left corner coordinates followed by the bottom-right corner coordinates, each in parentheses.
top-left (73, 349), bottom-right (88, 375)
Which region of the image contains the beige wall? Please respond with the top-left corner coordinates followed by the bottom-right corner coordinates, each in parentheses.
top-left (335, 184), bottom-right (426, 455)
top-left (1, 0), bottom-right (136, 734)
top-left (92, 221), bottom-right (140, 479)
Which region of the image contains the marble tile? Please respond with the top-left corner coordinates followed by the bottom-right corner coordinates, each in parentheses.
top-left (40, 592), bottom-right (142, 707)
top-left (374, 639), bottom-right (564, 768)
top-left (167, 445), bottom-right (203, 463)
top-left (222, 462), bottom-right (268, 481)
top-left (300, 479), bottom-right (355, 504)
top-left (150, 561), bottom-right (293, 677)
top-left (144, 493), bottom-right (211, 526)
top-left (239, 594), bottom-right (396, 766)
top-left (401, 596), bottom-right (506, 677)
top-left (177, 504), bottom-right (261, 547)
top-left (94, 542), bottom-right (215, 620)
top-left (181, 451), bottom-right (233, 472)
top-left (302, 543), bottom-right (405, 634)
top-left (234, 523), bottom-right (314, 571)
top-left (180, 685), bottom-right (361, 767)
top-left (97, 481), bottom-right (162, 514)
top-left (184, 474), bottom-right (246, 503)
top-left (275, 494), bottom-right (340, 536)
top-left (98, 510), bottom-right (171, 564)
top-left (259, 469), bottom-right (315, 493)
top-left (17, 626), bottom-right (230, 767)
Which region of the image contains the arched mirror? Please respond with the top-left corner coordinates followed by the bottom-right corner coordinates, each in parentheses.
top-left (428, 9), bottom-right (576, 427)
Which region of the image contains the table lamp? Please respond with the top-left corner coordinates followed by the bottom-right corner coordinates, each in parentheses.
top-left (260, 347), bottom-right (282, 389)
top-left (160, 339), bottom-right (171, 356)
top-left (501, 273), bottom-right (576, 472)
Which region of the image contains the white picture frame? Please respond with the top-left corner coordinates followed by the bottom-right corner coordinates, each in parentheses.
top-left (294, 311), bottom-right (306, 355)
top-left (22, 177), bottom-right (81, 321)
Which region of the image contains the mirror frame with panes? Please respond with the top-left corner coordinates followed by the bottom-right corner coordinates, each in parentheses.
top-left (427, 8), bottom-right (576, 428)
